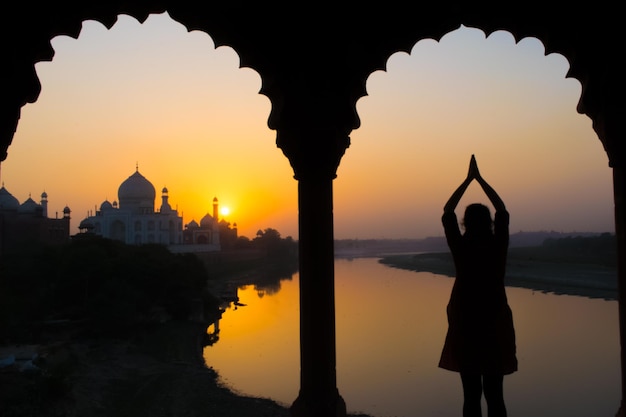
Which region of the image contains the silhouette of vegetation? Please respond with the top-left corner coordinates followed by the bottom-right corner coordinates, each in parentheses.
top-left (0, 237), bottom-right (221, 343)
top-left (0, 230), bottom-right (304, 417)
top-left (0, 228), bottom-right (300, 344)
top-left (206, 228), bottom-right (298, 280)
top-left (527, 232), bottom-right (616, 266)
top-left (244, 227), bottom-right (298, 259)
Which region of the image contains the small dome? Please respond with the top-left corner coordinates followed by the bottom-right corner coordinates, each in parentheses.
top-left (63, 206), bottom-right (71, 214)
top-left (100, 200), bottom-right (113, 211)
top-left (118, 169), bottom-right (155, 204)
top-left (41, 191), bottom-right (48, 199)
top-left (0, 186), bottom-right (20, 210)
top-left (79, 218), bottom-right (94, 229)
top-left (18, 197), bottom-right (40, 213)
top-left (186, 220), bottom-right (199, 229)
top-left (113, 201), bottom-right (118, 208)
top-left (160, 187), bottom-right (172, 213)
top-left (200, 213), bottom-right (215, 227)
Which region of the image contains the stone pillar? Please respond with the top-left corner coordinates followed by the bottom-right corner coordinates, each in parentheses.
top-left (290, 175), bottom-right (346, 417)
top-left (266, 62), bottom-right (362, 415)
top-left (586, 99), bottom-right (626, 416)
top-left (276, 126), bottom-right (350, 417)
top-left (614, 166), bottom-right (626, 417)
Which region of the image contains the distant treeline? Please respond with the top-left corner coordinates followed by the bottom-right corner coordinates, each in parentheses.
top-left (511, 232), bottom-right (617, 267)
top-left (334, 231), bottom-right (613, 258)
top-left (225, 227), bottom-right (298, 259)
top-left (196, 228), bottom-right (298, 280)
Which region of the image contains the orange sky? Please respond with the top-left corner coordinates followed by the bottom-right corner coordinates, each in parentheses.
top-left (1, 12), bottom-right (614, 240)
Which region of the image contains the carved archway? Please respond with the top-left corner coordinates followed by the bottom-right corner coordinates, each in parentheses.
top-left (4, 6), bottom-right (625, 166)
top-left (3, 4), bottom-right (625, 417)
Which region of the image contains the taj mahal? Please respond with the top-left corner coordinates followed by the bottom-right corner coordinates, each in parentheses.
top-left (78, 166), bottom-right (225, 252)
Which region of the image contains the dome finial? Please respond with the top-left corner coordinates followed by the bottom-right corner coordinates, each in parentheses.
top-left (136, 161), bottom-right (139, 172)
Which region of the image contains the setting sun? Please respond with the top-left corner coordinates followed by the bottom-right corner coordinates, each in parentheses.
top-left (220, 206), bottom-right (230, 217)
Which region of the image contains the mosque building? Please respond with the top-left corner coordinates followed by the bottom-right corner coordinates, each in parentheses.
top-left (78, 166), bottom-right (224, 252)
top-left (182, 197), bottom-right (221, 246)
top-left (0, 184), bottom-right (71, 255)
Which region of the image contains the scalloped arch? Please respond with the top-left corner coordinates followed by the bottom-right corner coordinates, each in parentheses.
top-left (3, 3), bottom-right (625, 166)
top-left (3, 5), bottom-right (595, 112)
top-left (3, 5), bottom-right (626, 417)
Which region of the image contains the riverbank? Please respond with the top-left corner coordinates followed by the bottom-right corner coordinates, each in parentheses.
top-left (0, 320), bottom-right (374, 417)
top-left (0, 238), bottom-right (332, 417)
top-left (379, 246), bottom-right (618, 300)
top-left (0, 321), bottom-right (290, 417)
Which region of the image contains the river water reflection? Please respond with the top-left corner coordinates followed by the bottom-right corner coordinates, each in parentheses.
top-left (203, 257), bottom-right (620, 417)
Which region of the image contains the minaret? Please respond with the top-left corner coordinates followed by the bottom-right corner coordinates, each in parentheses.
top-left (213, 197), bottom-right (219, 221)
top-left (40, 191), bottom-right (48, 217)
top-left (160, 187), bottom-right (171, 213)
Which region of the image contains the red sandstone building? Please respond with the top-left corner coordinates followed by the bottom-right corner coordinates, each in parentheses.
top-left (0, 186), bottom-right (71, 256)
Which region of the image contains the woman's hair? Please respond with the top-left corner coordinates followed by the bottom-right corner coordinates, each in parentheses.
top-left (462, 203), bottom-right (493, 234)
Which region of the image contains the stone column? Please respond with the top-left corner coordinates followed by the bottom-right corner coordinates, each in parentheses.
top-left (588, 103), bottom-right (626, 416)
top-left (276, 126), bottom-right (350, 417)
top-left (290, 174), bottom-right (346, 417)
top-left (614, 166), bottom-right (626, 417)
top-left (265, 62), bottom-right (362, 415)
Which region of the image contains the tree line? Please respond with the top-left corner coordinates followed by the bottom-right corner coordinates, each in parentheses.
top-left (0, 238), bottom-right (221, 343)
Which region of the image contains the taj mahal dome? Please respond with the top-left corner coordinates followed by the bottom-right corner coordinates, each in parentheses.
top-left (78, 167), bottom-right (221, 251)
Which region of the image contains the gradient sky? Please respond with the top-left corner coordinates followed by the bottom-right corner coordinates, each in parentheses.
top-left (1, 12), bottom-right (614, 240)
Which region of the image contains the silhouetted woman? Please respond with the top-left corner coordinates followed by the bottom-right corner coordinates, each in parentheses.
top-left (438, 155), bottom-right (517, 417)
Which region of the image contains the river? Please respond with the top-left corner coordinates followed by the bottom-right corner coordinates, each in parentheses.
top-left (203, 257), bottom-right (620, 417)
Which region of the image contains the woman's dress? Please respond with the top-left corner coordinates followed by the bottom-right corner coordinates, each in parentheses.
top-left (438, 209), bottom-right (518, 375)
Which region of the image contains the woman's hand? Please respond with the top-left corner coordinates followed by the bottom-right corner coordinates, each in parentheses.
top-left (468, 154), bottom-right (480, 180)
